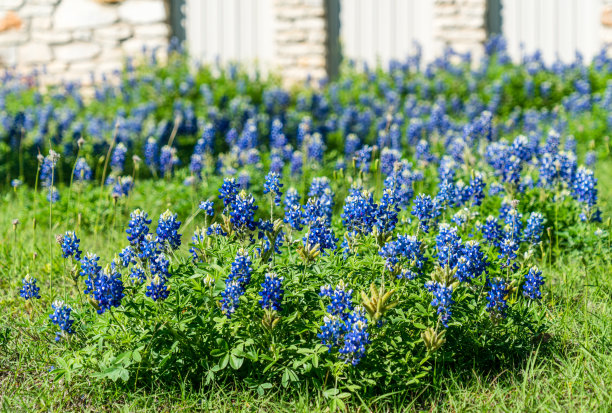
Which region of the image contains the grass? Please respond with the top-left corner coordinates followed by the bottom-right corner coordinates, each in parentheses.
top-left (0, 155), bottom-right (610, 412)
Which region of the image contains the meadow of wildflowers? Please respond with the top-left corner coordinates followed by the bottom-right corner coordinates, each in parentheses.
top-left (1, 37), bottom-right (612, 410)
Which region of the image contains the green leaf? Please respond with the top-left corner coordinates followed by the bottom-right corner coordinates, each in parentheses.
top-left (229, 354), bottom-right (244, 370)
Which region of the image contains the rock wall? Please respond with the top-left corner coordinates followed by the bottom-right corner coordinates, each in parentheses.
top-left (0, 0), bottom-right (170, 84)
top-left (273, 0), bottom-right (328, 85)
top-left (433, 0), bottom-right (488, 63)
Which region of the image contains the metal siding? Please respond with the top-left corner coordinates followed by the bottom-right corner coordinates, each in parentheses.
top-left (185, 0), bottom-right (275, 68)
top-left (501, 0), bottom-right (601, 64)
top-left (339, 0), bottom-right (435, 67)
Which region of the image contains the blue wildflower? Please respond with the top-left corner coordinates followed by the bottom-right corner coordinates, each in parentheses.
top-left (523, 212), bottom-right (544, 244)
top-left (156, 210), bottom-right (182, 250)
top-left (92, 265), bottom-right (125, 314)
top-left (199, 200), bottom-right (215, 216)
top-left (523, 266), bottom-right (544, 300)
top-left (60, 231), bottom-right (82, 260)
top-left (126, 209), bottom-right (151, 246)
top-left (486, 278), bottom-right (509, 318)
top-left (50, 301), bottom-right (75, 341)
top-left (263, 171), bottom-right (283, 206)
top-left (259, 272), bottom-right (284, 311)
top-left (425, 281), bottom-right (454, 327)
top-left (320, 280), bottom-right (354, 319)
top-left (146, 276), bottom-right (170, 301)
top-left (118, 245), bottom-right (135, 267)
top-left (338, 308), bottom-right (369, 365)
top-left (411, 194), bottom-right (439, 233)
top-left (74, 157), bottom-right (92, 182)
top-left (20, 275), bottom-right (41, 300)
top-left (218, 177), bottom-right (239, 208)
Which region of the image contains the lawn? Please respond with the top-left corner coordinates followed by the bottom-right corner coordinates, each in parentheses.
top-left (0, 39), bottom-right (611, 411)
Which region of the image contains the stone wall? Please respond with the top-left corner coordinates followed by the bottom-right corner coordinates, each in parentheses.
top-left (0, 0), bottom-right (170, 84)
top-left (273, 0), bottom-right (328, 86)
top-left (433, 0), bottom-right (488, 63)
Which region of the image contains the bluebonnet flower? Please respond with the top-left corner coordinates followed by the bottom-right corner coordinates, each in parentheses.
top-left (499, 236), bottom-right (519, 269)
top-left (129, 264), bottom-right (146, 283)
top-left (415, 139), bottom-right (436, 163)
top-left (411, 194), bottom-right (439, 233)
top-left (489, 182), bottom-right (505, 196)
top-left (244, 149), bottom-right (261, 166)
top-left (380, 235), bottom-right (426, 276)
top-left (290, 150), bottom-right (303, 176)
top-left (146, 276), bottom-right (170, 301)
top-left (20, 275), bottom-right (41, 300)
top-left (159, 145), bottom-right (177, 176)
top-left (40, 151), bottom-right (60, 188)
top-left (270, 119), bottom-right (287, 149)
top-left (157, 210), bottom-right (182, 250)
top-left (237, 119), bottom-right (258, 150)
top-left (11, 179), bottom-right (22, 188)
top-left (436, 224), bottom-right (462, 268)
top-left (118, 246), bottom-right (135, 267)
top-left (454, 241), bottom-right (488, 282)
top-left (425, 281), bottom-right (454, 327)
top-left (469, 173), bottom-right (486, 206)
top-left (60, 231), bottom-right (82, 260)
top-left (92, 265), bottom-right (124, 314)
top-left (126, 209), bottom-right (151, 246)
top-left (259, 272), bottom-right (284, 311)
top-left (308, 177), bottom-right (332, 198)
top-left (50, 301), bottom-right (74, 341)
top-left (374, 189), bottom-right (400, 234)
top-left (306, 133), bottom-right (325, 163)
top-left (207, 223), bottom-right (227, 237)
top-left (237, 171), bottom-right (251, 190)
top-left (47, 187), bottom-right (60, 203)
top-left (230, 191), bottom-right (258, 234)
top-left (144, 137), bottom-right (159, 173)
top-left (263, 171), bottom-right (283, 206)
top-left (303, 218), bottom-right (338, 254)
top-left (74, 157), bottom-right (92, 182)
top-left (355, 145), bottom-right (374, 172)
top-left (585, 151), bottom-right (596, 167)
top-left (319, 313), bottom-right (344, 350)
top-left (503, 207), bottom-right (523, 241)
top-left (537, 153), bottom-right (558, 188)
top-left (190, 154), bottom-right (204, 179)
top-left (380, 148), bottom-right (401, 176)
top-left (523, 266), bottom-right (544, 300)
top-left (523, 212), bottom-right (544, 244)
top-left (572, 166), bottom-right (597, 206)
top-left (150, 253), bottom-right (170, 280)
top-left (341, 188), bottom-right (377, 235)
top-left (338, 307), bottom-right (369, 365)
top-left (320, 280), bottom-right (354, 319)
top-left (501, 155), bottom-right (522, 186)
top-left (284, 203), bottom-right (305, 231)
top-left (199, 200), bottom-right (214, 216)
top-left (80, 252), bottom-right (101, 295)
top-left (220, 249), bottom-right (252, 317)
top-left (218, 177), bottom-right (239, 208)
top-left (345, 133), bottom-right (360, 157)
top-left (486, 278), bottom-right (509, 318)
top-left (111, 176), bottom-right (133, 198)
top-left (110, 142), bottom-right (127, 172)
top-left (270, 153), bottom-right (284, 173)
top-left (138, 234), bottom-right (160, 261)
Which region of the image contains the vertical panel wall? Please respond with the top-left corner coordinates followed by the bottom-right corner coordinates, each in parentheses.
top-left (339, 0), bottom-right (435, 67)
top-left (501, 0), bottom-right (600, 64)
top-left (184, 0), bottom-right (275, 67)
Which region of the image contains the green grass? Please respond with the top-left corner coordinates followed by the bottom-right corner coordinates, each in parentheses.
top-left (0, 156), bottom-right (610, 412)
